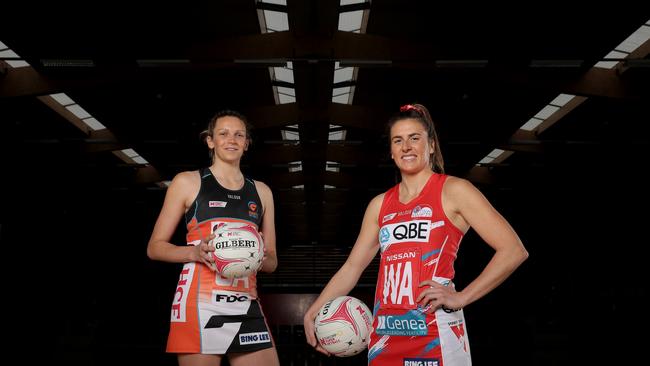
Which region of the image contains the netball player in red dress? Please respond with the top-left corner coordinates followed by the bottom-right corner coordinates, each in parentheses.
top-left (304, 104), bottom-right (528, 366)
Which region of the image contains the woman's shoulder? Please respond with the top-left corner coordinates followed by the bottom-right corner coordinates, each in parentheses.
top-left (366, 192), bottom-right (387, 212)
top-left (441, 174), bottom-right (474, 191)
top-left (173, 170), bottom-right (201, 183)
top-left (167, 170), bottom-right (201, 192)
top-left (252, 179), bottom-right (273, 198)
top-left (441, 174), bottom-right (484, 208)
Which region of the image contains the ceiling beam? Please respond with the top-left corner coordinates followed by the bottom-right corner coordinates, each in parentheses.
top-left (0, 66), bottom-right (54, 98)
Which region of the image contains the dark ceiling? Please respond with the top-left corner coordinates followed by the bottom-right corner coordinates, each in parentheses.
top-left (3, 0), bottom-right (649, 279)
top-left (1, 1), bottom-right (649, 364)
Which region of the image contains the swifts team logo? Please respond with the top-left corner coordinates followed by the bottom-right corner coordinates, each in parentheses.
top-left (411, 205), bottom-right (433, 218)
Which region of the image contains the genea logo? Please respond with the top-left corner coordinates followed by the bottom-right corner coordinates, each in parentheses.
top-left (376, 311), bottom-right (427, 336)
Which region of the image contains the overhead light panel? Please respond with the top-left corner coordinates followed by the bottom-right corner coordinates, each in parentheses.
top-left (0, 46), bottom-right (30, 68)
top-left (534, 105), bottom-right (560, 120)
top-left (65, 104), bottom-right (92, 119)
top-left (520, 117), bottom-right (545, 132)
top-left (264, 10), bottom-right (289, 32)
top-left (81, 117), bottom-right (107, 131)
top-left (549, 93), bottom-right (575, 107)
top-left (614, 23), bottom-right (650, 53)
top-left (288, 161), bottom-right (302, 172)
top-left (594, 50), bottom-right (627, 69)
top-left (49, 93), bottom-right (76, 106)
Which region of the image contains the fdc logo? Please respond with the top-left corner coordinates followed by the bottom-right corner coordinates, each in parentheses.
top-left (215, 294), bottom-right (248, 302)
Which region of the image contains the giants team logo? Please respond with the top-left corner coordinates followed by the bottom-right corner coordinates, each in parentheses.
top-left (379, 248), bottom-right (420, 309)
top-left (248, 201), bottom-right (259, 219)
top-left (411, 205), bottom-right (433, 218)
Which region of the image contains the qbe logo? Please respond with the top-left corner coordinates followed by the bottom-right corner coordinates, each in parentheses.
top-left (379, 220), bottom-right (430, 247)
top-left (403, 359), bottom-right (439, 366)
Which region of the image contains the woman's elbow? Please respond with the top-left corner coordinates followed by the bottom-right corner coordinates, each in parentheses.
top-left (260, 253), bottom-right (278, 273)
top-left (516, 245), bottom-right (529, 265)
top-left (268, 262), bottom-right (278, 273)
top-left (147, 242), bottom-right (159, 261)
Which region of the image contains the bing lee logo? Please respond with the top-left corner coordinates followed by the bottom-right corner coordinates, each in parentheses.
top-left (403, 359), bottom-right (439, 366)
top-left (239, 332), bottom-right (271, 345)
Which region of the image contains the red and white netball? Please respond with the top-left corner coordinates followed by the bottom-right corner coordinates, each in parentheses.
top-left (314, 296), bottom-right (373, 357)
top-left (209, 222), bottom-right (264, 278)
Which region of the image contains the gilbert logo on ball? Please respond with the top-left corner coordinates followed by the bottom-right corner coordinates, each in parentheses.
top-left (209, 222), bottom-right (264, 278)
top-left (314, 296), bottom-right (373, 357)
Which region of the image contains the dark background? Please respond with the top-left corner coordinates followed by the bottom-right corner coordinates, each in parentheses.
top-left (1, 1), bottom-right (649, 365)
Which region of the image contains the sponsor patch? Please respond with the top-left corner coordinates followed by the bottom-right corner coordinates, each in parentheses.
top-left (375, 311), bottom-right (428, 336)
top-left (214, 292), bottom-right (249, 303)
top-left (411, 205), bottom-right (433, 218)
top-left (379, 220), bottom-right (431, 249)
top-left (209, 200), bottom-right (227, 208)
top-left (430, 220), bottom-right (444, 229)
top-left (382, 212), bottom-right (397, 223)
top-left (403, 358), bottom-right (439, 366)
top-left (170, 263), bottom-right (195, 322)
top-left (239, 331), bottom-right (271, 345)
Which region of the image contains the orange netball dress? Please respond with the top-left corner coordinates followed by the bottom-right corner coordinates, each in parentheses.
top-left (166, 168), bottom-right (274, 354)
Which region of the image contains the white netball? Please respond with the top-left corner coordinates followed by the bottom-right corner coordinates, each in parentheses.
top-left (209, 222), bottom-right (264, 278)
top-left (314, 296), bottom-right (373, 357)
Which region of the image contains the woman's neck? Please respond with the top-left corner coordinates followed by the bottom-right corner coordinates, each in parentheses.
top-left (399, 169), bottom-right (434, 200)
top-left (209, 161), bottom-right (244, 190)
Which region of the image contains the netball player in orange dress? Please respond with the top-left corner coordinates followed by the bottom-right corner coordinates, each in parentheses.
top-left (148, 110), bottom-right (280, 366)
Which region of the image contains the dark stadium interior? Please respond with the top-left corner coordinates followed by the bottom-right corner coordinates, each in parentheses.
top-left (1, 1), bottom-right (649, 365)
